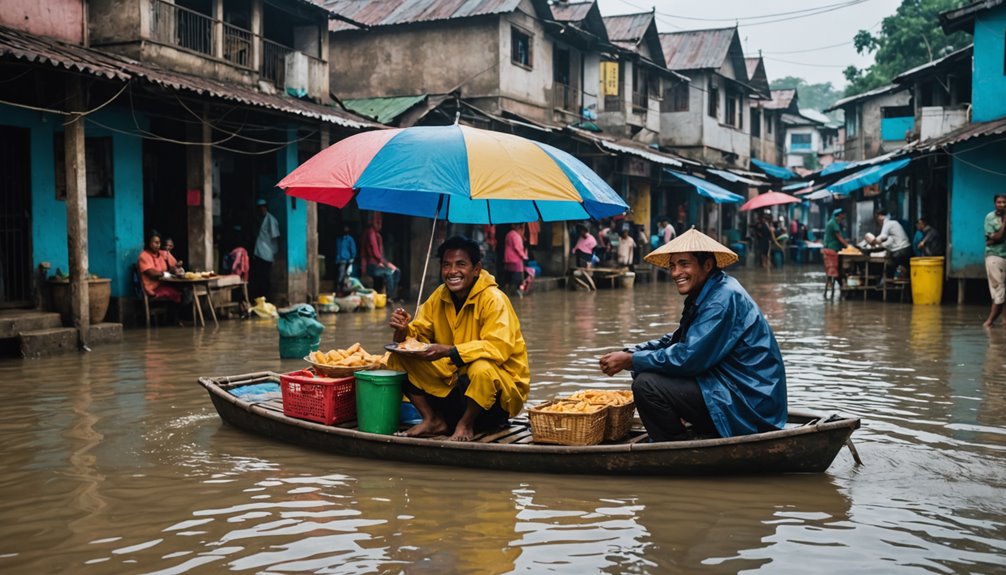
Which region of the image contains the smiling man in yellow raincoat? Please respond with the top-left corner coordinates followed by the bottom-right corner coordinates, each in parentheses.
top-left (388, 235), bottom-right (530, 441)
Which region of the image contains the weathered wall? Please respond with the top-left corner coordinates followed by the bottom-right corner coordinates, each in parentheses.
top-left (330, 18), bottom-right (500, 101)
top-left (972, 6), bottom-right (1006, 122)
top-left (497, 12), bottom-right (551, 116)
top-left (87, 0), bottom-right (140, 46)
top-left (948, 139), bottom-right (1006, 278)
top-left (1, 0), bottom-right (85, 43)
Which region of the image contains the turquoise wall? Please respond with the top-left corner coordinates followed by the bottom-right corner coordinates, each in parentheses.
top-left (972, 6), bottom-right (1006, 122)
top-left (881, 116), bottom-right (914, 141)
top-left (0, 105), bottom-right (145, 298)
top-left (948, 139), bottom-right (1006, 277)
top-left (277, 126), bottom-right (307, 272)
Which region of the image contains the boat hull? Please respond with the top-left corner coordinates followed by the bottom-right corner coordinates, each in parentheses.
top-left (200, 374), bottom-right (860, 476)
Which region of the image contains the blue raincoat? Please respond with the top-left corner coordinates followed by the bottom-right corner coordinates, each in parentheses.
top-left (630, 270), bottom-right (787, 437)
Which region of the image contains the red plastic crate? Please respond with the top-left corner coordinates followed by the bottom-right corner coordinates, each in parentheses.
top-left (279, 369), bottom-right (356, 425)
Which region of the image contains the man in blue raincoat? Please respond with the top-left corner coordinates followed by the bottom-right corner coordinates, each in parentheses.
top-left (598, 229), bottom-right (787, 441)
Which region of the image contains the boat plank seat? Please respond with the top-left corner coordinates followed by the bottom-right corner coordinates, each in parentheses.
top-left (499, 430), bottom-right (534, 445)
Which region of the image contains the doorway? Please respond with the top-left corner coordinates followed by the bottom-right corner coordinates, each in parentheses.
top-left (0, 126), bottom-right (32, 308)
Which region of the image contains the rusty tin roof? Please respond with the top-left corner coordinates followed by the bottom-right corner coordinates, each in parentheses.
top-left (658, 27), bottom-right (736, 71)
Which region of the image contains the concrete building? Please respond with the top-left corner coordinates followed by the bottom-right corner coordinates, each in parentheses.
top-left (825, 84), bottom-right (912, 162)
top-left (0, 0), bottom-right (375, 340)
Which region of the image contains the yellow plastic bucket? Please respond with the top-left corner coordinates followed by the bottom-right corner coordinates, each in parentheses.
top-left (910, 256), bottom-right (944, 305)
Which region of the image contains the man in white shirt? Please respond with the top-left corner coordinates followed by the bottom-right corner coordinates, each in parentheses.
top-left (252, 198), bottom-right (280, 299)
top-left (869, 210), bottom-right (911, 279)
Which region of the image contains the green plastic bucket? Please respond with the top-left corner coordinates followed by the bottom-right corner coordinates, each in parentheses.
top-left (354, 370), bottom-right (405, 434)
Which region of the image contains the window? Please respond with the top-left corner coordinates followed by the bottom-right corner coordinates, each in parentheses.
top-left (846, 109), bottom-right (859, 137)
top-left (751, 108), bottom-right (761, 137)
top-left (511, 27), bottom-right (532, 68)
top-left (553, 47), bottom-right (570, 85)
top-left (766, 113), bottom-right (773, 134)
top-left (724, 91), bottom-right (738, 127)
top-left (707, 79), bottom-right (719, 119)
top-left (791, 133), bottom-right (812, 150)
top-left (632, 65), bottom-right (648, 110)
top-left (53, 135), bottom-right (114, 199)
top-left (670, 82), bottom-right (689, 112)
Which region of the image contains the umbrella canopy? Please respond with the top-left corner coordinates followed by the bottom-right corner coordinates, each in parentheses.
top-left (739, 191), bottom-right (802, 212)
top-left (644, 228), bottom-right (739, 269)
top-left (277, 124), bottom-right (628, 224)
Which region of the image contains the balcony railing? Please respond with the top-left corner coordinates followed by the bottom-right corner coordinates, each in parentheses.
top-left (261, 39), bottom-right (292, 88)
top-left (223, 23), bottom-right (252, 67)
top-left (149, 0), bottom-right (213, 57)
top-left (631, 90), bottom-right (647, 112)
top-left (553, 82), bottom-right (578, 112)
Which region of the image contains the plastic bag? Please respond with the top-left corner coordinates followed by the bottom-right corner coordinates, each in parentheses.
top-left (248, 296), bottom-right (278, 319)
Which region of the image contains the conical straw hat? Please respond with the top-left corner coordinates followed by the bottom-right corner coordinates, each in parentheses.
top-left (644, 228), bottom-right (739, 269)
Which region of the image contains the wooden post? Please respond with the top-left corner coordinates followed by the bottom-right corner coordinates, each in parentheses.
top-left (212, 0), bottom-right (224, 60)
top-left (306, 126), bottom-right (326, 301)
top-left (186, 106), bottom-right (213, 272)
top-left (65, 76), bottom-right (90, 348)
top-left (251, 0), bottom-right (262, 72)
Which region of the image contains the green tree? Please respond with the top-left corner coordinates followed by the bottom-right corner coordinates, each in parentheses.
top-left (770, 76), bottom-right (844, 120)
top-left (844, 0), bottom-right (970, 96)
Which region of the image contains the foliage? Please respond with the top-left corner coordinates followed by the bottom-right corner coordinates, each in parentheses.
top-left (843, 0), bottom-right (971, 96)
top-left (770, 76), bottom-right (844, 121)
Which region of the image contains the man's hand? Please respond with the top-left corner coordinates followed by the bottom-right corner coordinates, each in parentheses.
top-left (389, 307), bottom-right (411, 341)
top-left (414, 344), bottom-right (452, 361)
top-left (599, 351), bottom-right (633, 377)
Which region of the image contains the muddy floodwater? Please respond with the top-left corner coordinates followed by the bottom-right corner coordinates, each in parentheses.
top-left (0, 266), bottom-right (1003, 574)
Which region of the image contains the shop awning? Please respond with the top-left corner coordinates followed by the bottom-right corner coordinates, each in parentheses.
top-left (707, 168), bottom-right (765, 186)
top-left (826, 157), bottom-right (912, 196)
top-left (666, 170), bottom-right (745, 204)
top-left (751, 158), bottom-right (797, 180)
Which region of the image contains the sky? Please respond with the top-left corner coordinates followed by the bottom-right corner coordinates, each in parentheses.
top-left (594, 0), bottom-right (905, 88)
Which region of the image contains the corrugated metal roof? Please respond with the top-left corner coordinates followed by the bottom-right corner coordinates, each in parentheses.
top-left (551, 1), bottom-right (593, 22)
top-left (602, 12), bottom-right (652, 44)
top-left (909, 116), bottom-right (1006, 151)
top-left (659, 27), bottom-right (735, 71)
top-left (824, 83), bottom-right (905, 112)
top-left (893, 44), bottom-right (972, 84)
top-left (745, 57), bottom-right (759, 80)
top-left (762, 89), bottom-right (796, 110)
top-left (324, 0), bottom-right (523, 32)
top-left (343, 94), bottom-right (428, 123)
top-left (0, 25), bottom-right (378, 129)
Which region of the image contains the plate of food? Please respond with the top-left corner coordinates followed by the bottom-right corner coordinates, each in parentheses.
top-left (385, 337), bottom-right (431, 355)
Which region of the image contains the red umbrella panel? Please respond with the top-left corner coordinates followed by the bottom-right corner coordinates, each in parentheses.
top-left (739, 191), bottom-right (802, 212)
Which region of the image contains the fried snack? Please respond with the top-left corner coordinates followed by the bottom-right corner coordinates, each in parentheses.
top-left (538, 400), bottom-right (604, 414)
top-left (569, 390), bottom-right (634, 406)
top-left (309, 344), bottom-right (387, 367)
top-left (397, 336), bottom-right (429, 352)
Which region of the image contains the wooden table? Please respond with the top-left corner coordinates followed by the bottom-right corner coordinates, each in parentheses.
top-left (567, 266), bottom-right (628, 291)
top-left (838, 253), bottom-right (906, 301)
top-left (162, 276), bottom-right (217, 327)
top-left (207, 274), bottom-right (249, 317)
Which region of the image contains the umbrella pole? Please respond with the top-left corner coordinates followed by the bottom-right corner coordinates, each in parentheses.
top-left (414, 208), bottom-right (439, 315)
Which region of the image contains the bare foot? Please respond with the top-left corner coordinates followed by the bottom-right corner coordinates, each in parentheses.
top-left (448, 421), bottom-right (475, 442)
top-left (394, 418), bottom-right (449, 437)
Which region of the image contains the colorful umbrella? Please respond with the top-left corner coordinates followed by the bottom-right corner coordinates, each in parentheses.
top-left (739, 191), bottom-right (802, 212)
top-left (277, 124), bottom-right (628, 224)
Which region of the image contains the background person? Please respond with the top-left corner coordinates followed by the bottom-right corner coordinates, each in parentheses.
top-left (362, 215), bottom-right (400, 299)
top-left (388, 236), bottom-right (530, 441)
top-left (161, 237), bottom-right (183, 274)
top-left (914, 217), bottom-right (944, 257)
top-left (502, 223), bottom-right (528, 296)
top-left (251, 198), bottom-right (280, 300)
top-left (868, 210), bottom-right (911, 279)
top-left (573, 225), bottom-right (597, 268)
top-left (333, 225), bottom-right (357, 293)
top-left (983, 194), bottom-right (1006, 328)
top-left (822, 208), bottom-right (851, 295)
top-left (616, 228), bottom-right (636, 268)
top-left (138, 230), bottom-right (182, 306)
top-left (597, 229), bottom-right (787, 442)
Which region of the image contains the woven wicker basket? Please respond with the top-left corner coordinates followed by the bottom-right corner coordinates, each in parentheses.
top-left (603, 401), bottom-right (636, 441)
top-left (528, 400), bottom-right (607, 446)
top-left (303, 358), bottom-right (382, 378)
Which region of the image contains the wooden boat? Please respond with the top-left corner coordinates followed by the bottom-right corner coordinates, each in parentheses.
top-left (198, 372), bottom-right (861, 476)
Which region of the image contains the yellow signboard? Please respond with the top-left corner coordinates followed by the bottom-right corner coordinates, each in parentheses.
top-left (601, 61), bottom-right (619, 96)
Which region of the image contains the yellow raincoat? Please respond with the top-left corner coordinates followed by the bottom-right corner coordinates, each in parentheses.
top-left (388, 270), bottom-right (529, 417)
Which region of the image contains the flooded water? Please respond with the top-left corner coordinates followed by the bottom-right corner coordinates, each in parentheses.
top-left (0, 266), bottom-right (1004, 574)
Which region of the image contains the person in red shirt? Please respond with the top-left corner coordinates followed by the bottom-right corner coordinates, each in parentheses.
top-left (362, 216), bottom-right (400, 299)
top-left (137, 231), bottom-right (182, 304)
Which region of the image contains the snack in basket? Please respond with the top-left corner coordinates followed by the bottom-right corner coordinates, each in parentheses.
top-left (568, 390), bottom-right (633, 406)
top-left (396, 336), bottom-right (429, 352)
top-left (537, 400), bottom-right (605, 414)
top-left (309, 343), bottom-right (389, 368)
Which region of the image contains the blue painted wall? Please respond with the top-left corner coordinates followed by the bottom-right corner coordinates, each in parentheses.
top-left (0, 105), bottom-right (145, 298)
top-left (277, 126), bottom-right (307, 272)
top-left (881, 116), bottom-right (914, 141)
top-left (948, 139), bottom-right (1006, 278)
top-left (972, 5), bottom-right (1006, 122)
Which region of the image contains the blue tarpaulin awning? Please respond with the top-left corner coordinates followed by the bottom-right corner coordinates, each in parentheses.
top-left (666, 170), bottom-right (745, 204)
top-left (751, 158), bottom-right (797, 180)
top-left (819, 161), bottom-right (854, 176)
top-left (783, 181), bottom-right (813, 191)
top-left (826, 158), bottom-right (912, 196)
